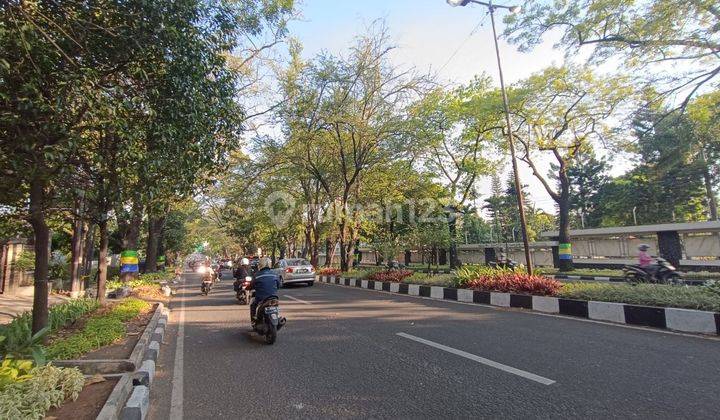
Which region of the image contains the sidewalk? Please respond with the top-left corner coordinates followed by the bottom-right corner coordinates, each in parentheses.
top-left (0, 293), bottom-right (69, 324)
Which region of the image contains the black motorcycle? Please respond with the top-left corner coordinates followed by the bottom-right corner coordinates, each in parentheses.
top-left (236, 276), bottom-right (252, 305)
top-left (623, 257), bottom-right (682, 285)
top-left (200, 278), bottom-right (213, 295)
top-left (251, 293), bottom-right (285, 345)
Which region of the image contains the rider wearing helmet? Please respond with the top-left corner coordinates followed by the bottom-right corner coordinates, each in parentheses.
top-left (637, 244), bottom-right (658, 280)
top-left (249, 257), bottom-right (280, 323)
top-left (233, 257), bottom-right (252, 292)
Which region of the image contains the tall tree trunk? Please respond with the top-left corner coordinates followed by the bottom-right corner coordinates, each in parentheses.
top-left (557, 186), bottom-right (573, 272)
top-left (82, 223), bottom-right (95, 276)
top-left (144, 215), bottom-right (165, 273)
top-left (120, 199), bottom-right (143, 282)
top-left (702, 164), bottom-right (718, 220)
top-left (70, 195), bottom-right (85, 297)
top-left (97, 218), bottom-right (109, 304)
top-left (447, 214), bottom-right (459, 269)
top-left (29, 176), bottom-right (50, 334)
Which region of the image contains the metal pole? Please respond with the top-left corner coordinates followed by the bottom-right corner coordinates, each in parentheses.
top-left (488, 5), bottom-right (533, 275)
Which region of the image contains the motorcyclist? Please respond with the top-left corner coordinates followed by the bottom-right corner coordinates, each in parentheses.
top-left (249, 257), bottom-right (280, 323)
top-left (234, 258), bottom-right (252, 293)
top-left (637, 244), bottom-right (657, 280)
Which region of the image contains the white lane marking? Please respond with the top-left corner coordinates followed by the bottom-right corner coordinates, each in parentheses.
top-left (170, 276), bottom-right (187, 419)
top-left (396, 332), bottom-right (556, 386)
top-left (285, 295), bottom-right (312, 305)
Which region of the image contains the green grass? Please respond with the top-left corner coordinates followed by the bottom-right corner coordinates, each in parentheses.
top-left (404, 272), bottom-right (457, 287)
top-left (46, 298), bottom-right (151, 360)
top-left (536, 267), bottom-right (720, 280)
top-left (106, 271), bottom-right (173, 290)
top-left (0, 299), bottom-right (101, 359)
top-left (559, 282), bottom-right (720, 312)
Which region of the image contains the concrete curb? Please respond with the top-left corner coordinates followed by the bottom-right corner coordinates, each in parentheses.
top-left (319, 275), bottom-right (720, 336)
top-left (96, 302), bottom-right (170, 419)
top-left (96, 373), bottom-right (134, 420)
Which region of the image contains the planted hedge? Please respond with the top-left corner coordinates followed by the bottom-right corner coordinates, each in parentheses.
top-left (0, 299), bottom-right (100, 361)
top-left (46, 298), bottom-right (151, 360)
top-left (559, 282), bottom-right (720, 312)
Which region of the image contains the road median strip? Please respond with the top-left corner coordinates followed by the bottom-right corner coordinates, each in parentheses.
top-left (96, 303), bottom-right (170, 420)
top-left (318, 275), bottom-right (720, 336)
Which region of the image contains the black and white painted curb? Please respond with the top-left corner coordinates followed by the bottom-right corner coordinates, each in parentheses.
top-left (547, 274), bottom-right (708, 286)
top-left (97, 303), bottom-right (170, 420)
top-left (318, 276), bottom-right (720, 336)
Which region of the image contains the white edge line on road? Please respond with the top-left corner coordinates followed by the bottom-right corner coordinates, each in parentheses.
top-left (318, 283), bottom-right (720, 342)
top-left (396, 332), bottom-right (556, 386)
top-left (169, 276), bottom-right (186, 419)
top-left (285, 295), bottom-right (312, 305)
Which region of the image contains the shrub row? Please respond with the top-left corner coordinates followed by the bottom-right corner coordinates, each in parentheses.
top-left (317, 267), bottom-right (341, 276)
top-left (106, 271), bottom-right (173, 290)
top-left (0, 299), bottom-right (100, 360)
top-left (368, 270), bottom-right (414, 282)
top-left (559, 282), bottom-right (720, 312)
top-left (46, 298), bottom-right (151, 360)
top-left (463, 273), bottom-right (562, 296)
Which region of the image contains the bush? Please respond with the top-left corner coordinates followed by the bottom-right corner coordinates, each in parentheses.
top-left (106, 271), bottom-right (172, 290)
top-left (46, 298), bottom-right (150, 360)
top-left (463, 273), bottom-right (562, 296)
top-left (368, 270), bottom-right (414, 282)
top-left (0, 364), bottom-right (84, 419)
top-left (559, 282), bottom-right (720, 311)
top-left (0, 299), bottom-right (100, 361)
top-left (12, 251), bottom-right (35, 272)
top-left (0, 359), bottom-right (34, 390)
top-left (456, 265), bottom-right (526, 286)
top-left (317, 267), bottom-right (341, 276)
top-left (405, 272), bottom-right (456, 287)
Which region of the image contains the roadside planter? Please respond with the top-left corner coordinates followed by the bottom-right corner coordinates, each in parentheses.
top-left (318, 276), bottom-right (720, 336)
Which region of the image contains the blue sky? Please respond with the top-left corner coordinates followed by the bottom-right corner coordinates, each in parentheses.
top-left (283, 0), bottom-right (574, 211)
top-left (287, 0), bottom-right (564, 87)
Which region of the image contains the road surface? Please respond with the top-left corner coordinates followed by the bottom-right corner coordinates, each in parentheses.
top-left (148, 271), bottom-right (720, 419)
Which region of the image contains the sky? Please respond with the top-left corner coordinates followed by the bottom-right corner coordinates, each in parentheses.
top-left (283, 0), bottom-right (631, 213)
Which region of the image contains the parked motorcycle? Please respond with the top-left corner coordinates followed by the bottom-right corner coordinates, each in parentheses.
top-left (623, 257), bottom-right (682, 285)
top-left (236, 276), bottom-right (252, 305)
top-left (251, 292), bottom-right (286, 345)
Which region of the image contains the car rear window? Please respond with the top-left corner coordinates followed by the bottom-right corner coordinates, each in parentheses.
top-left (287, 259), bottom-right (311, 266)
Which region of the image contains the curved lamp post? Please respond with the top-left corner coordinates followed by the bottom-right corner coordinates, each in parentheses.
top-left (445, 0), bottom-right (533, 275)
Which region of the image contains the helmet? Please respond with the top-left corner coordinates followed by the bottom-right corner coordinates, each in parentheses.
top-left (258, 257), bottom-right (272, 270)
top-left (638, 244), bottom-right (650, 251)
top-left (241, 258), bottom-right (249, 265)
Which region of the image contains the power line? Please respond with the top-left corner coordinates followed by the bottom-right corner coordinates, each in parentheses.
top-left (437, 12), bottom-right (489, 75)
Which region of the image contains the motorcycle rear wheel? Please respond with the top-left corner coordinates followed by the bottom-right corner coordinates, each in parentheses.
top-left (624, 272), bottom-right (640, 284)
top-left (265, 323), bottom-right (277, 345)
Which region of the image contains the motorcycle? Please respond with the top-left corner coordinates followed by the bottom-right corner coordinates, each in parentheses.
top-left (200, 278), bottom-right (213, 295)
top-left (623, 257), bottom-right (682, 285)
top-left (236, 276), bottom-right (252, 305)
top-left (251, 292), bottom-right (286, 345)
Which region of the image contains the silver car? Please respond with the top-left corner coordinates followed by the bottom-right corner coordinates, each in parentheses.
top-left (275, 258), bottom-right (315, 287)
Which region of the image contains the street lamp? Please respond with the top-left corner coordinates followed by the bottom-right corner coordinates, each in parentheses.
top-left (445, 0), bottom-right (533, 275)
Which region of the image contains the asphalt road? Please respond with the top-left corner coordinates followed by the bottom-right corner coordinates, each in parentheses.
top-left (148, 271), bottom-right (720, 419)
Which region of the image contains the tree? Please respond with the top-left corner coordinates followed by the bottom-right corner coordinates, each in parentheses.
top-left (510, 65), bottom-right (633, 270)
top-left (505, 0), bottom-right (720, 108)
top-left (410, 77), bottom-right (500, 268)
top-left (280, 23), bottom-right (426, 271)
top-left (687, 91), bottom-right (720, 220)
top-left (558, 150), bottom-right (609, 228)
